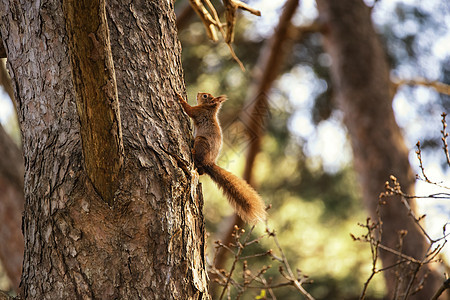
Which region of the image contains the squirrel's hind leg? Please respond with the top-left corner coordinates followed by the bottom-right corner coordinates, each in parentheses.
top-left (193, 136), bottom-right (211, 175)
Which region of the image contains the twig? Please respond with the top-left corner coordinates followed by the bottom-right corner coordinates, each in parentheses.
top-left (267, 228), bottom-right (315, 300)
top-left (186, 0), bottom-right (260, 70)
top-left (441, 113), bottom-right (450, 166)
top-left (431, 278), bottom-right (450, 300)
top-left (415, 141), bottom-right (430, 182)
top-left (358, 217), bottom-right (382, 300)
top-left (219, 225), bottom-right (256, 300)
top-left (402, 263), bottom-right (422, 300)
top-left (206, 0), bottom-right (225, 33)
top-left (393, 78), bottom-right (450, 96)
top-left (226, 43), bottom-right (245, 71)
top-left (384, 176), bottom-right (450, 244)
top-left (207, 221), bottom-right (316, 299)
top-left (189, 0), bottom-right (220, 41)
top-left (355, 174), bottom-right (449, 299)
top-left (222, 0), bottom-right (261, 44)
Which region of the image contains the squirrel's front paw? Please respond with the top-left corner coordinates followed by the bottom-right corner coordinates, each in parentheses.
top-left (175, 91), bottom-right (185, 102)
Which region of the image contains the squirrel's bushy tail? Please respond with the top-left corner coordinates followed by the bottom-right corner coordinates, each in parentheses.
top-left (203, 164), bottom-right (266, 223)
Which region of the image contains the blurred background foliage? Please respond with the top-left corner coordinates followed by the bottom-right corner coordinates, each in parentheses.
top-left (0, 0), bottom-right (448, 298)
top-left (173, 0), bottom-right (449, 298)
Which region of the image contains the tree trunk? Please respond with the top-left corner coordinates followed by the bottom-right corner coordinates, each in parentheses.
top-left (316, 0), bottom-right (443, 298)
top-left (0, 124), bottom-right (24, 290)
top-left (0, 0), bottom-right (208, 299)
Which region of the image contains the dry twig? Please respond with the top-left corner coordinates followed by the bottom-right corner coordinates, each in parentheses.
top-left (393, 78), bottom-right (450, 96)
top-left (431, 278), bottom-right (450, 300)
top-left (207, 223), bottom-right (315, 299)
top-left (440, 113), bottom-right (450, 166)
top-left (415, 141), bottom-right (431, 183)
top-left (187, 0), bottom-right (261, 70)
top-left (188, 0), bottom-right (222, 41)
top-left (353, 175), bottom-right (448, 299)
top-left (222, 0), bottom-right (260, 44)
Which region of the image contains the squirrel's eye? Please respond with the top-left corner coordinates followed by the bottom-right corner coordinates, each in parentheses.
top-left (202, 94), bottom-right (208, 99)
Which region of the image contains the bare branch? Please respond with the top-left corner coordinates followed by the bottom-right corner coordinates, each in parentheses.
top-left (267, 228), bottom-right (315, 300)
top-left (355, 175), bottom-right (449, 299)
top-left (431, 278), bottom-right (450, 300)
top-left (393, 77), bottom-right (450, 96)
top-left (222, 0), bottom-right (260, 44)
top-left (186, 0), bottom-right (261, 70)
top-left (415, 141), bottom-right (430, 183)
top-left (188, 0), bottom-right (220, 41)
top-left (441, 113), bottom-right (450, 166)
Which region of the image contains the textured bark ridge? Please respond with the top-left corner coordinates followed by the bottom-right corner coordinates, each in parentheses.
top-left (0, 0), bottom-right (208, 299)
top-left (316, 0), bottom-right (442, 298)
top-left (63, 0), bottom-right (124, 205)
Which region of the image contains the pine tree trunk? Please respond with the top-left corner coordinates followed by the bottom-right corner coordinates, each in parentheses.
top-left (0, 0), bottom-right (208, 299)
top-left (316, 0), bottom-right (443, 298)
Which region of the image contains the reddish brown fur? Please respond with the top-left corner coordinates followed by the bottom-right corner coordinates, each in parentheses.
top-left (177, 92), bottom-right (266, 223)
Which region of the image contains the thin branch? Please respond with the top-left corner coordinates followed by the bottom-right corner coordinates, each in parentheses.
top-left (415, 141), bottom-right (430, 183)
top-left (356, 174), bottom-right (449, 299)
top-left (431, 278), bottom-right (450, 300)
top-left (268, 228), bottom-right (315, 300)
top-left (393, 77), bottom-right (450, 96)
top-left (208, 222), bottom-right (315, 299)
top-left (219, 226), bottom-right (256, 300)
top-left (226, 43), bottom-right (245, 71)
top-left (402, 263), bottom-right (422, 300)
top-left (205, 0), bottom-right (225, 36)
top-left (186, 0), bottom-right (260, 70)
top-left (222, 0), bottom-right (261, 44)
top-left (384, 176), bottom-right (450, 244)
top-left (441, 113), bottom-right (450, 166)
top-left (188, 0), bottom-right (220, 41)
top-left (292, 21), bottom-right (324, 41)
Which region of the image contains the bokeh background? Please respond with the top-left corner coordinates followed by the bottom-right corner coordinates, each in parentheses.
top-left (0, 0), bottom-right (449, 298)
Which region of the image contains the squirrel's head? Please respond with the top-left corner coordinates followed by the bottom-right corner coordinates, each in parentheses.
top-left (197, 93), bottom-right (227, 106)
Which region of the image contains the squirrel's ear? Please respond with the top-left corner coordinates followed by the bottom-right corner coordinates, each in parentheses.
top-left (215, 95), bottom-right (227, 103)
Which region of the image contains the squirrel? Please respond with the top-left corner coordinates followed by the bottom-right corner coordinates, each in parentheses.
top-left (176, 92), bottom-right (266, 223)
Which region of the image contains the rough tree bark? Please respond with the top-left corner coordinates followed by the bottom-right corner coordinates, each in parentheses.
top-left (0, 124), bottom-right (24, 290)
top-left (0, 0), bottom-right (208, 299)
top-left (316, 0), bottom-right (444, 298)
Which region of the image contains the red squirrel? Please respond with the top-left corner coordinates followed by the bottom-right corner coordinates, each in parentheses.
top-left (177, 92), bottom-right (266, 223)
